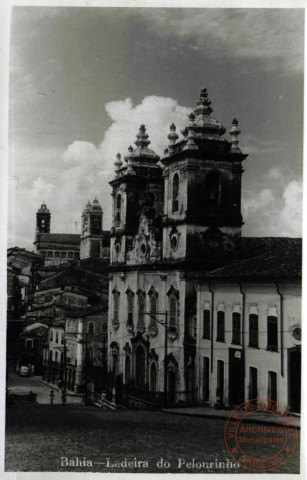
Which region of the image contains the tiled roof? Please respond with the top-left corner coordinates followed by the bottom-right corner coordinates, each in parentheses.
top-left (208, 237), bottom-right (302, 279)
top-left (66, 304), bottom-right (107, 318)
top-left (36, 233), bottom-right (80, 245)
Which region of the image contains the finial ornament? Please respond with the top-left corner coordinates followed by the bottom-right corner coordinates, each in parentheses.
top-left (167, 123), bottom-right (179, 149)
top-left (114, 153), bottom-right (123, 176)
top-left (229, 118), bottom-right (242, 152)
top-left (135, 124), bottom-right (150, 149)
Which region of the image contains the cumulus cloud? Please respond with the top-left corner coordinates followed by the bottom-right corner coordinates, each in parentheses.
top-left (50, 95), bottom-right (191, 236)
top-left (276, 180), bottom-right (302, 237)
top-left (8, 95), bottom-right (191, 248)
top-left (242, 180), bottom-right (302, 237)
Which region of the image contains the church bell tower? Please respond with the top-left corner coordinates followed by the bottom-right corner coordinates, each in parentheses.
top-left (36, 202), bottom-right (51, 233)
top-left (161, 88), bottom-right (248, 267)
top-left (80, 198), bottom-right (104, 259)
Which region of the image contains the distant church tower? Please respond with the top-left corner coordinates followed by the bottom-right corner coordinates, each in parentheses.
top-left (36, 202), bottom-right (51, 233)
top-left (80, 198), bottom-right (104, 259)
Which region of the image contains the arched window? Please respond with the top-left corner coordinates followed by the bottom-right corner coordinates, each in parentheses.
top-left (116, 194), bottom-right (121, 209)
top-left (68, 251), bottom-right (73, 259)
top-left (135, 346), bottom-right (146, 387)
top-left (203, 310), bottom-right (210, 339)
top-left (115, 194), bottom-right (121, 226)
top-left (61, 251), bottom-right (67, 258)
top-left (125, 356), bottom-right (131, 385)
top-left (55, 331), bottom-right (59, 344)
top-left (127, 292), bottom-right (134, 326)
top-left (150, 362), bottom-right (157, 392)
top-left (55, 351), bottom-right (58, 363)
top-left (137, 293), bottom-right (145, 331)
top-left (216, 311), bottom-right (225, 342)
top-left (169, 295), bottom-right (178, 333)
top-left (49, 350), bottom-right (53, 362)
top-left (93, 218), bottom-right (99, 231)
top-left (88, 322), bottom-right (95, 334)
top-left (206, 170), bottom-right (221, 208)
top-left (172, 173), bottom-right (179, 212)
top-left (50, 330), bottom-right (53, 341)
top-left (25, 339), bottom-right (33, 348)
top-left (54, 251), bottom-right (60, 258)
top-left (61, 333), bottom-right (64, 344)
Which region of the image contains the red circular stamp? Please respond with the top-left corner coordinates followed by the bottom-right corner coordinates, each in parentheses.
top-left (224, 398), bottom-right (298, 472)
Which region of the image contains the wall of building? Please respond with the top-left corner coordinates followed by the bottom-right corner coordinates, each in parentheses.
top-left (197, 280), bottom-right (301, 410)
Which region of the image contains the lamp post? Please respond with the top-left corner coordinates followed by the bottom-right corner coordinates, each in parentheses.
top-left (144, 311), bottom-right (168, 408)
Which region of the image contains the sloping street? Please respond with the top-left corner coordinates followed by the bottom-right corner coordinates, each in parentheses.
top-left (5, 404), bottom-right (300, 474)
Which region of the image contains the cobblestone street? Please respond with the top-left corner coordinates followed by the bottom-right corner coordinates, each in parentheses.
top-left (5, 405), bottom-right (300, 474)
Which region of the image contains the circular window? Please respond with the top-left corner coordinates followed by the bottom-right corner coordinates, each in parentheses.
top-left (292, 326), bottom-right (301, 341)
top-left (171, 235), bottom-right (178, 251)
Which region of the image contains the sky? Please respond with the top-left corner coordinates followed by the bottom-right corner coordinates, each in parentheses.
top-left (8, 7), bottom-right (304, 250)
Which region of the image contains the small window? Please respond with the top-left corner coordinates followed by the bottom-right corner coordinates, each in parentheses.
top-left (55, 331), bottom-right (59, 344)
top-left (68, 251), bottom-right (74, 259)
top-left (25, 339), bottom-right (33, 348)
top-left (54, 251), bottom-right (60, 258)
top-left (74, 321), bottom-right (78, 333)
top-left (216, 311), bottom-right (225, 342)
top-left (50, 330), bottom-right (53, 341)
top-left (203, 310), bottom-right (210, 339)
top-left (232, 312), bottom-right (241, 345)
top-left (61, 333), bottom-right (64, 345)
top-left (88, 322), bottom-right (95, 334)
top-left (61, 251), bottom-right (67, 258)
top-left (55, 351), bottom-right (58, 363)
top-left (267, 316), bottom-right (278, 351)
top-left (249, 314), bottom-right (258, 348)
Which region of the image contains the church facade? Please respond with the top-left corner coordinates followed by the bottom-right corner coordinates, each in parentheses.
top-left (108, 89), bottom-right (250, 404)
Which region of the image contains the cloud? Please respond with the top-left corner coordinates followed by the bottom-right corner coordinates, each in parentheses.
top-left (242, 179), bottom-right (302, 237)
top-left (8, 95), bottom-right (302, 249)
top-left (276, 180), bottom-right (302, 237)
top-left (8, 95), bottom-right (191, 248)
top-left (140, 9), bottom-right (304, 73)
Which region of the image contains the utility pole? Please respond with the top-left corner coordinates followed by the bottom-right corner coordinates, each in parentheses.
top-left (164, 311), bottom-right (168, 408)
top-left (84, 333), bottom-right (88, 405)
top-left (63, 338), bottom-right (67, 394)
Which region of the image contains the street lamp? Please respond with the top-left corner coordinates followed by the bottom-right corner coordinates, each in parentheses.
top-left (144, 311), bottom-right (168, 408)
